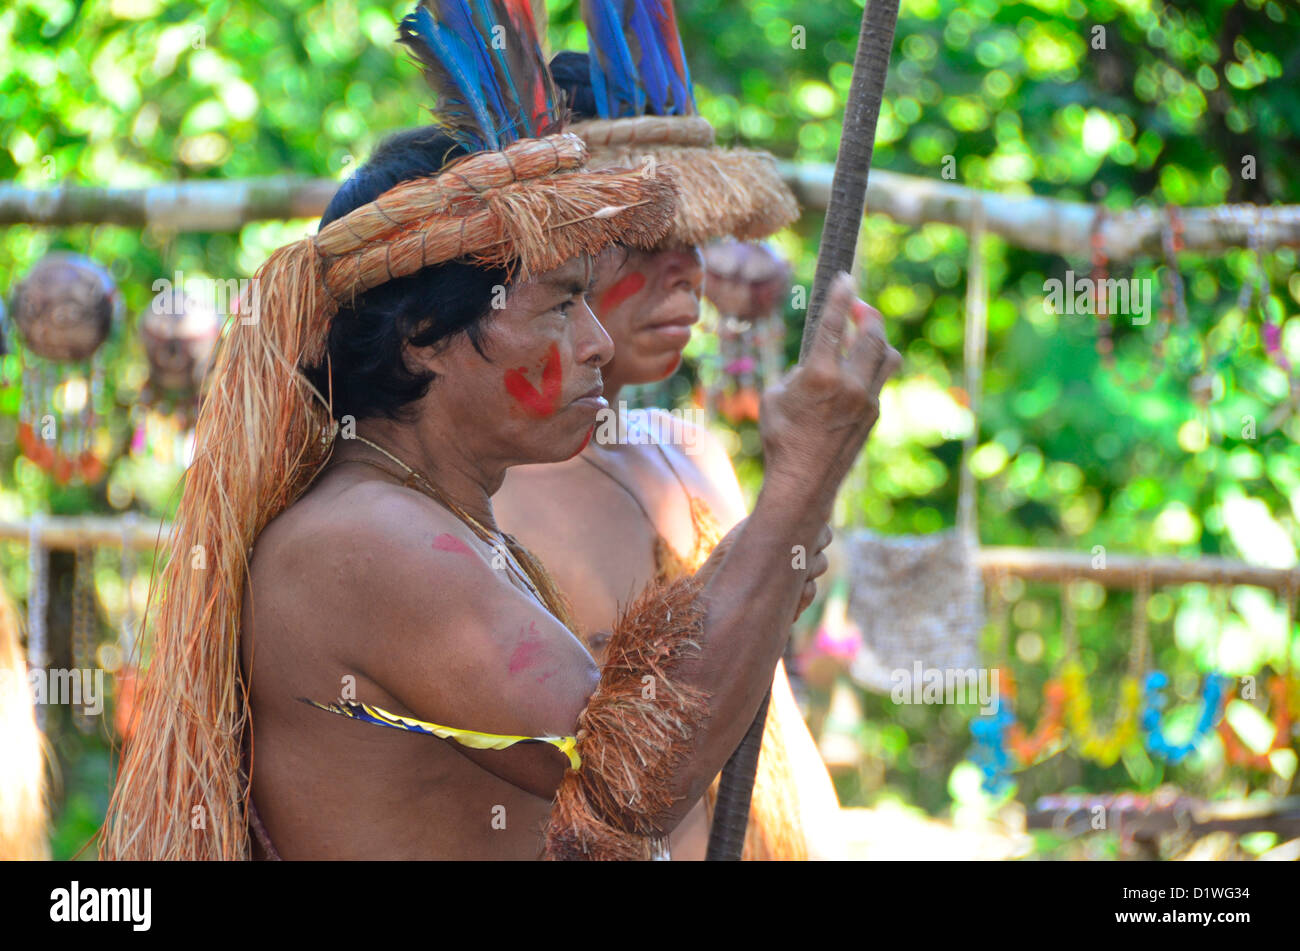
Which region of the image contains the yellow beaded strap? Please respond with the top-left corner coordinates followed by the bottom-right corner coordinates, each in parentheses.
top-left (1060, 571), bottom-right (1149, 767)
top-left (302, 698), bottom-right (581, 770)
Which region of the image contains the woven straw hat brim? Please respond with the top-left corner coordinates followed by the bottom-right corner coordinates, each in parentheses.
top-left (570, 119), bottom-right (799, 245)
top-left (310, 132), bottom-right (677, 303)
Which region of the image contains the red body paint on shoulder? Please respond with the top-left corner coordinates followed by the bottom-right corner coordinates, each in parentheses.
top-left (504, 343), bottom-right (563, 417)
top-left (598, 271), bottom-right (646, 314)
top-left (432, 533), bottom-right (474, 556)
top-left (508, 621), bottom-right (547, 674)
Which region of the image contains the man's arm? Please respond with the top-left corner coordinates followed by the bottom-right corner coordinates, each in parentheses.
top-left (312, 487), bottom-right (600, 800)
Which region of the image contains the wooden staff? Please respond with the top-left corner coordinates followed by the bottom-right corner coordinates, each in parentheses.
top-left (707, 0), bottom-right (901, 861)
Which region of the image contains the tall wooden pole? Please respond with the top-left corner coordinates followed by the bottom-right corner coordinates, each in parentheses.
top-left (707, 0), bottom-right (901, 861)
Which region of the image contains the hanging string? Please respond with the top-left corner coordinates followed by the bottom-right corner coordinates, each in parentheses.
top-left (26, 515), bottom-right (49, 731)
top-left (72, 543), bottom-right (97, 732)
top-left (991, 568), bottom-right (1010, 667)
top-left (1060, 578), bottom-right (1078, 663)
top-left (1129, 569), bottom-right (1151, 678)
top-left (958, 201), bottom-right (987, 546)
top-left (119, 512), bottom-right (139, 661)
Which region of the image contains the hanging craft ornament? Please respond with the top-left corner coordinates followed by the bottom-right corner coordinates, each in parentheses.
top-left (1218, 580), bottom-right (1297, 769)
top-left (1060, 572), bottom-right (1148, 768)
top-left (138, 284), bottom-right (221, 424)
top-left (969, 574), bottom-right (1066, 789)
top-left (1140, 670), bottom-right (1228, 765)
top-left (70, 544), bottom-right (100, 733)
top-left (701, 241), bottom-right (790, 424)
top-left (11, 251), bottom-right (118, 485)
top-left (1237, 209), bottom-right (1300, 433)
top-left (845, 529), bottom-right (984, 694)
top-left (847, 208), bottom-right (984, 695)
top-left (113, 514), bottom-right (142, 742)
top-left (26, 517), bottom-right (49, 731)
top-left (1139, 580), bottom-right (1230, 764)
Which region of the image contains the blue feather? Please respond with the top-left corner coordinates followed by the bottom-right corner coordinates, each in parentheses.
top-left (647, 0), bottom-right (694, 114)
top-left (412, 7), bottom-right (499, 149)
top-left (626, 0), bottom-right (670, 115)
top-left (473, 0), bottom-right (529, 139)
top-left (441, 0), bottom-right (511, 135)
top-left (583, 0), bottom-right (644, 118)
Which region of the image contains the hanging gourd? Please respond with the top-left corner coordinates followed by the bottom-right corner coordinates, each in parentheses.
top-left (138, 288), bottom-right (220, 421)
top-left (701, 241), bottom-right (789, 424)
top-left (11, 252), bottom-right (119, 485)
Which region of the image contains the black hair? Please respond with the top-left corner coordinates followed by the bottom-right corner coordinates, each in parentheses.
top-left (302, 126), bottom-right (508, 422)
top-left (550, 51), bottom-right (599, 122)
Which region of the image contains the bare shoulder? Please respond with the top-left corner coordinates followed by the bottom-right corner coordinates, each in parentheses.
top-left (246, 471), bottom-right (598, 801)
top-left (641, 407), bottom-right (746, 524)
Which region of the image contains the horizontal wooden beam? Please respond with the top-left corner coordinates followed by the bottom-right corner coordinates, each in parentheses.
top-left (782, 164), bottom-right (1300, 259)
top-left (978, 546), bottom-right (1299, 593)
top-left (0, 178), bottom-right (338, 232)
top-left (4, 515), bottom-right (1297, 593)
top-left (0, 515), bottom-right (169, 552)
top-left (4, 168), bottom-right (1298, 259)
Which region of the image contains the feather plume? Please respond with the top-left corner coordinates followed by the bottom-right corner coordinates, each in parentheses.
top-left (582, 0), bottom-right (643, 118)
top-left (582, 0), bottom-right (695, 119)
top-left (400, 0), bottom-right (560, 152)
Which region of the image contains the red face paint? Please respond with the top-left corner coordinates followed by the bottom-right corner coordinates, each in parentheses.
top-left (597, 271), bottom-right (646, 315)
top-left (432, 533), bottom-right (474, 556)
top-left (504, 343), bottom-right (563, 417)
top-left (508, 621), bottom-right (547, 674)
top-left (664, 353), bottom-right (682, 376)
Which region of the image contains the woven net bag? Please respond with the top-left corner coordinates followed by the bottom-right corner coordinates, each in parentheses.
top-left (844, 529), bottom-right (985, 694)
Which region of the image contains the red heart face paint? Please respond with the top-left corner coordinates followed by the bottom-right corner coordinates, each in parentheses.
top-left (504, 342), bottom-right (563, 417)
top-left (597, 271), bottom-right (646, 315)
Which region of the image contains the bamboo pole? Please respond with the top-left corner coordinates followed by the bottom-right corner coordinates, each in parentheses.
top-left (5, 171), bottom-right (1299, 259)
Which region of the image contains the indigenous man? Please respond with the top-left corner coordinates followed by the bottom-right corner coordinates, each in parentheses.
top-left (496, 7), bottom-right (843, 859)
top-left (100, 2), bottom-right (899, 860)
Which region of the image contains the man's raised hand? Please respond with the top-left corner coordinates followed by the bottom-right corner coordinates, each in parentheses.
top-left (760, 271), bottom-right (901, 512)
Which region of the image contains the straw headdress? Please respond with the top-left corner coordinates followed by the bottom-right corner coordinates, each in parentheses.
top-left (567, 0), bottom-right (799, 245)
top-left (99, 0), bottom-right (675, 861)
